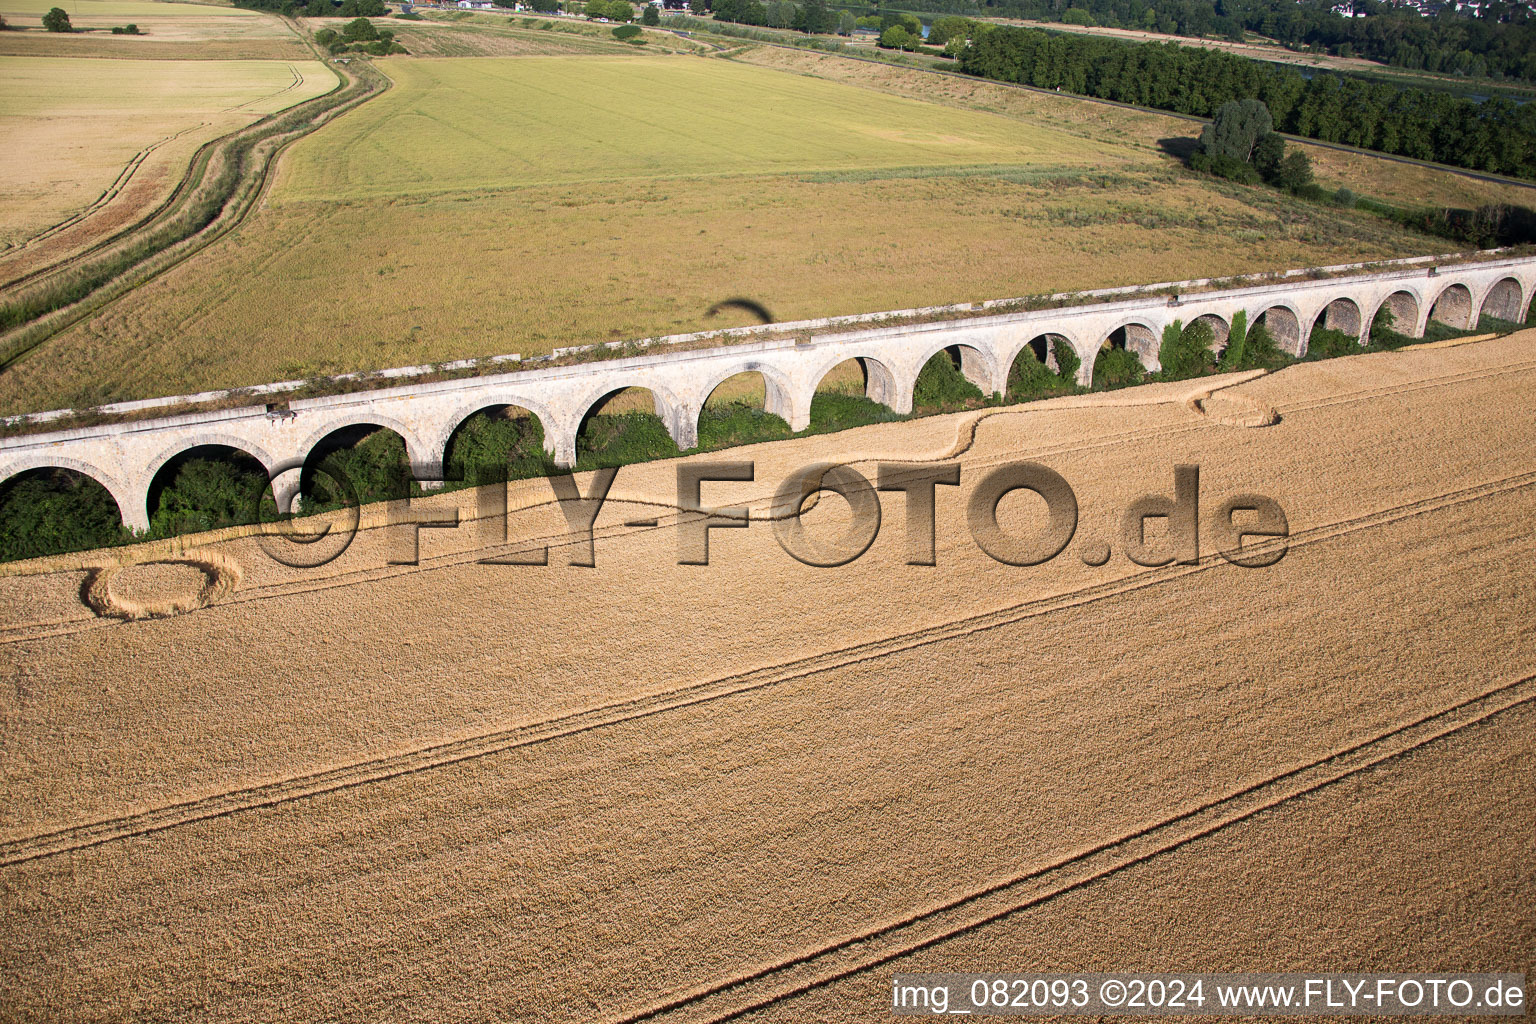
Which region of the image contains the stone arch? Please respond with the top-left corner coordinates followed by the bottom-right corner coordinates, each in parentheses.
top-left (1100, 320), bottom-right (1159, 372)
top-left (0, 454), bottom-right (131, 514)
top-left (1310, 297), bottom-right (1363, 343)
top-left (1428, 283), bottom-right (1474, 330)
top-left (0, 458), bottom-right (136, 535)
top-left (1479, 277), bottom-right (1523, 324)
top-left (299, 422), bottom-right (417, 507)
top-left (144, 442), bottom-right (275, 534)
top-left (912, 340), bottom-right (999, 397)
top-left (690, 367), bottom-right (799, 451)
top-left (1188, 312), bottom-right (1231, 354)
top-left (806, 353), bottom-right (905, 413)
top-left (575, 382), bottom-right (690, 460)
top-left (299, 412), bottom-right (434, 476)
top-left (1253, 304), bottom-right (1303, 356)
top-left (440, 401), bottom-right (554, 486)
top-left (143, 433), bottom-right (277, 491)
top-left (700, 362), bottom-right (796, 422)
top-left (1006, 332), bottom-right (1073, 376)
top-left (1370, 290), bottom-right (1421, 342)
top-left (430, 393), bottom-right (559, 464)
top-left (1001, 333), bottom-right (1076, 395)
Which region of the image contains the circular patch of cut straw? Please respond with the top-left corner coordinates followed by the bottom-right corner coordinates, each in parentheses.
top-left (83, 552), bottom-right (242, 620)
top-left (1190, 391), bottom-right (1278, 428)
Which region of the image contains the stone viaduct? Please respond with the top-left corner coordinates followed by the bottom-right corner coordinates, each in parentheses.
top-left (2, 254), bottom-right (1532, 531)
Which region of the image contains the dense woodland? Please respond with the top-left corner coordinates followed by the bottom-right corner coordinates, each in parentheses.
top-left (960, 26), bottom-right (1536, 177)
top-left (838, 0), bottom-right (1536, 82)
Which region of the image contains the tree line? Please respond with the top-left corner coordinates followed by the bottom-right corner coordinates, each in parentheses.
top-left (826, 0), bottom-right (1536, 83)
top-left (710, 0), bottom-right (841, 33)
top-left (961, 26), bottom-right (1536, 179)
top-left (235, 0), bottom-right (390, 19)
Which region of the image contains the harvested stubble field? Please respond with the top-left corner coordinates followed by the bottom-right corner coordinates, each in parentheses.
top-left (1, 332), bottom-right (1534, 1019)
top-left (0, 0), bottom-right (310, 59)
top-left (374, 12), bottom-right (690, 58)
top-left (0, 50), bottom-right (1461, 414)
top-left (0, 55), bottom-right (334, 263)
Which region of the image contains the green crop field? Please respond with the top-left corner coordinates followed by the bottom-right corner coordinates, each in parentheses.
top-left (274, 56), bottom-right (1115, 201)
top-left (0, 47), bottom-right (1456, 415)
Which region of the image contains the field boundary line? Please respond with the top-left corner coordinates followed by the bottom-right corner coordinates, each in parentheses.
top-left (609, 676), bottom-right (1536, 1024)
top-left (2, 465), bottom-right (1533, 865)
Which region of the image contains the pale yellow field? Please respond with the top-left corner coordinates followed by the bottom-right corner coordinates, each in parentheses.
top-left (0, 168), bottom-right (1443, 413)
top-left (2, 334), bottom-right (1533, 1019)
top-left (2, 0), bottom-right (250, 19)
top-left (0, 0), bottom-right (309, 57)
top-left (0, 56), bottom-right (334, 256)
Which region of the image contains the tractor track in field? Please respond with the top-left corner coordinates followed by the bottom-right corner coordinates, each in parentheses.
top-left (0, 123), bottom-right (212, 280)
top-left (2, 457), bottom-right (1533, 868)
top-left (609, 676), bottom-right (1536, 1024)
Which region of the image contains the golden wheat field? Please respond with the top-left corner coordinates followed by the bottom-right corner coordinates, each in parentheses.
top-left (2, 332), bottom-right (1533, 1020)
top-left (0, 55), bottom-right (334, 255)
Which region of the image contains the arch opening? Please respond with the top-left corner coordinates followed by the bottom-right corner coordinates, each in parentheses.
top-left (1254, 305), bottom-right (1303, 356)
top-left (146, 444), bottom-right (274, 538)
top-left (0, 467), bottom-right (129, 562)
top-left (1479, 277), bottom-right (1523, 327)
top-left (809, 357), bottom-right (905, 432)
top-left (443, 404), bottom-right (553, 488)
top-left (300, 425), bottom-right (414, 512)
top-left (1095, 324), bottom-right (1154, 387)
top-left (1189, 313), bottom-right (1231, 354)
top-left (913, 345), bottom-right (989, 410)
top-left (698, 371), bottom-right (793, 451)
top-left (1007, 334), bottom-right (1078, 400)
top-left (1309, 298), bottom-right (1364, 357)
top-left (576, 387), bottom-right (680, 469)
top-left (1428, 284), bottom-right (1473, 331)
top-left (1370, 291), bottom-right (1420, 344)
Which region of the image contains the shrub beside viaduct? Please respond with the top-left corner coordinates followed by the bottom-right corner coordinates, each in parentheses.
top-left (2, 253), bottom-right (1532, 531)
